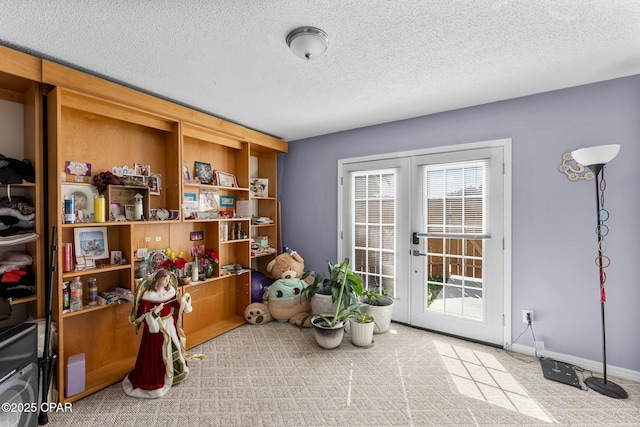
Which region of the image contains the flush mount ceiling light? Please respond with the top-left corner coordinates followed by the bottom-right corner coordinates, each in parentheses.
top-left (286, 26), bottom-right (328, 60)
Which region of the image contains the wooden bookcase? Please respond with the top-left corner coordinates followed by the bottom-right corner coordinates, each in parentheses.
top-left (0, 46), bottom-right (44, 324)
top-left (44, 60), bottom-right (287, 402)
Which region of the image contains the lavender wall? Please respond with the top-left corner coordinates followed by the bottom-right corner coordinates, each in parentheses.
top-left (279, 75), bottom-right (640, 373)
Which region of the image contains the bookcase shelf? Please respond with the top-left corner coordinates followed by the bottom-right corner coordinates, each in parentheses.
top-left (41, 52), bottom-right (287, 403)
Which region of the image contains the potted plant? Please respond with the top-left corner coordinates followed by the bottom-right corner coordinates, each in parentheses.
top-left (349, 311), bottom-right (378, 347)
top-left (300, 258), bottom-right (363, 349)
top-left (302, 258), bottom-right (363, 316)
top-left (360, 288), bottom-right (394, 334)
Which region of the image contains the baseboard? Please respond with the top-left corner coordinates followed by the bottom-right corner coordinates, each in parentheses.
top-left (510, 344), bottom-right (640, 383)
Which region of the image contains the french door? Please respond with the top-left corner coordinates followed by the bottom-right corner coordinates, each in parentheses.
top-left (340, 140), bottom-right (509, 346)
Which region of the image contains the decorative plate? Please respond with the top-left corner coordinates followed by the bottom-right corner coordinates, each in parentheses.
top-left (156, 208), bottom-right (170, 220)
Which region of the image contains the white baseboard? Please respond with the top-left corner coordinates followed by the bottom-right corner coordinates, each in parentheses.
top-left (510, 344), bottom-right (640, 382)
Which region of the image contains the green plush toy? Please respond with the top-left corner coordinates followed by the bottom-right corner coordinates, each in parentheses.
top-left (264, 278), bottom-right (310, 325)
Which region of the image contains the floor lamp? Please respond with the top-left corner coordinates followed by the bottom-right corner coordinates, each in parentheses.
top-left (571, 144), bottom-right (627, 399)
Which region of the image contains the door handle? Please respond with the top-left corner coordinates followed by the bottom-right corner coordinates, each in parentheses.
top-left (412, 250), bottom-right (427, 257)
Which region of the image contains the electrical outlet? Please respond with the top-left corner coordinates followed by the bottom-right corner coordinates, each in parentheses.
top-left (535, 340), bottom-right (545, 352)
top-left (522, 309), bottom-right (534, 324)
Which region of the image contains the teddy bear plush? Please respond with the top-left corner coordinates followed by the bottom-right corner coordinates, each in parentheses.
top-left (265, 251), bottom-right (314, 285)
top-left (244, 251), bottom-right (312, 327)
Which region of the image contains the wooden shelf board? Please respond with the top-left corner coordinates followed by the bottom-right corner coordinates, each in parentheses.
top-left (62, 301), bottom-right (131, 318)
top-left (63, 356), bottom-right (136, 403)
top-left (62, 263), bottom-right (132, 280)
top-left (8, 295), bottom-right (37, 305)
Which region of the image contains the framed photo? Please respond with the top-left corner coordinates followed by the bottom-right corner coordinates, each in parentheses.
top-left (147, 249), bottom-right (168, 275)
top-left (110, 250), bottom-right (123, 265)
top-left (194, 161), bottom-right (213, 184)
top-left (74, 227), bottom-right (109, 261)
top-left (199, 188), bottom-right (219, 212)
top-left (124, 204), bottom-right (136, 221)
top-left (249, 178), bottom-right (269, 197)
top-left (190, 231), bottom-right (204, 241)
top-left (214, 170), bottom-right (238, 188)
top-left (148, 173), bottom-right (161, 195)
top-left (109, 202), bottom-right (121, 220)
top-left (61, 183), bottom-right (97, 217)
top-left (134, 163), bottom-right (150, 177)
top-left (220, 195), bottom-right (235, 207)
top-left (169, 210), bottom-right (180, 220)
top-left (183, 162), bottom-right (192, 181)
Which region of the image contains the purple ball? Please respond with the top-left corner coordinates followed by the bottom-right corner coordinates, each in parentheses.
top-left (251, 272), bottom-right (272, 303)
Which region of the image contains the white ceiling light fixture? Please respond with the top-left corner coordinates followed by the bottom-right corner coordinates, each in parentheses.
top-left (286, 26), bottom-right (328, 60)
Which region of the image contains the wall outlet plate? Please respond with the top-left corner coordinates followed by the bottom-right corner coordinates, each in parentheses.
top-left (522, 309), bottom-right (534, 324)
top-left (535, 340), bottom-right (545, 352)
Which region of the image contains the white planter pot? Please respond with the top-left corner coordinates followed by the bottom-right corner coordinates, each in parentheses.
top-left (311, 316), bottom-right (345, 349)
top-left (310, 293), bottom-right (336, 316)
top-left (349, 319), bottom-right (375, 347)
top-left (361, 296), bottom-right (394, 334)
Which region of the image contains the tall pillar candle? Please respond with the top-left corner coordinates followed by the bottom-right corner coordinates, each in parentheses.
top-left (94, 195), bottom-right (105, 222)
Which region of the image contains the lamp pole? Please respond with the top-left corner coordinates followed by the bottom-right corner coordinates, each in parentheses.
top-left (582, 163), bottom-right (627, 399)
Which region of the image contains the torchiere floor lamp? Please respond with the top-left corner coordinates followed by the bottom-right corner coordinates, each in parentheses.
top-left (571, 144), bottom-right (627, 399)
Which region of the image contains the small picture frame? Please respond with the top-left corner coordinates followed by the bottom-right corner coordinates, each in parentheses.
top-left (194, 161), bottom-right (213, 184)
top-left (249, 178), bottom-right (269, 197)
top-left (199, 188), bottom-right (219, 212)
top-left (74, 227), bottom-right (109, 261)
top-left (110, 250), bottom-right (123, 265)
top-left (76, 255), bottom-right (96, 270)
top-left (61, 183), bottom-right (98, 218)
top-left (134, 163), bottom-right (150, 177)
top-left (183, 162), bottom-right (192, 181)
top-left (214, 170), bottom-right (238, 188)
top-left (220, 195), bottom-right (235, 207)
top-left (109, 202), bottom-right (121, 220)
top-left (124, 205), bottom-right (136, 221)
top-left (169, 210), bottom-right (180, 220)
top-left (148, 173), bottom-right (161, 195)
top-left (190, 231), bottom-right (204, 241)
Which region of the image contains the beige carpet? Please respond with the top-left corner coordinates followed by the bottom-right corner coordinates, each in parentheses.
top-left (47, 321), bottom-right (639, 426)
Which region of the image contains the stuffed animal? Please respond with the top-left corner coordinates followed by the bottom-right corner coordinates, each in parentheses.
top-left (266, 251), bottom-right (314, 285)
top-left (244, 250), bottom-right (313, 327)
top-left (263, 278), bottom-right (310, 324)
top-left (244, 302), bottom-right (272, 325)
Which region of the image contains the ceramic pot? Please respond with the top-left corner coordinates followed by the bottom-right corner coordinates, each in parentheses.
top-left (311, 316), bottom-right (345, 349)
top-left (310, 293), bottom-right (336, 316)
top-left (361, 296), bottom-right (394, 334)
top-left (349, 318), bottom-right (375, 347)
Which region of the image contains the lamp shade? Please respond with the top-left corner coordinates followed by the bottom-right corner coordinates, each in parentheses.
top-left (286, 27), bottom-right (328, 60)
top-left (571, 144), bottom-right (620, 166)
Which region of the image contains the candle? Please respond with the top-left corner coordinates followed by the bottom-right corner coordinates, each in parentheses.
top-left (94, 195), bottom-right (105, 222)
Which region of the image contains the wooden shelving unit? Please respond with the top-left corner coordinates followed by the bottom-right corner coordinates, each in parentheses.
top-left (40, 52), bottom-right (287, 403)
top-left (0, 46), bottom-right (44, 322)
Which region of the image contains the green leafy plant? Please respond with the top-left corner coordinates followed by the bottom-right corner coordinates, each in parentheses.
top-left (362, 288), bottom-right (391, 306)
top-left (300, 258), bottom-right (364, 329)
top-left (302, 258), bottom-right (363, 311)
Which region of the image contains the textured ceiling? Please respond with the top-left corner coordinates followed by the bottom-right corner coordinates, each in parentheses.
top-left (1, 1), bottom-right (640, 141)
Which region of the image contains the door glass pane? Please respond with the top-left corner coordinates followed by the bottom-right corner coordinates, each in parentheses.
top-left (351, 169), bottom-right (397, 299)
top-left (422, 160), bottom-right (488, 321)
